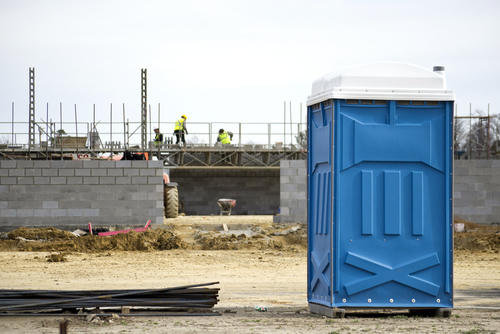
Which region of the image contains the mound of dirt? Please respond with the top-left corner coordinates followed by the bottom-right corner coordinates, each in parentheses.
top-left (0, 227), bottom-right (187, 253)
top-left (194, 232), bottom-right (285, 251)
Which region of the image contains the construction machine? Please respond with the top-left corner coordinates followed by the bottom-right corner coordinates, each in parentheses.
top-left (163, 173), bottom-right (179, 218)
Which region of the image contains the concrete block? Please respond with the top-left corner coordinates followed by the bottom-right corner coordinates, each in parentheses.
top-left (132, 177), bottom-right (148, 184)
top-left (107, 169), bottom-right (124, 176)
top-left (0, 186), bottom-right (8, 193)
top-left (116, 177), bottom-right (132, 185)
top-left (75, 169), bottom-right (91, 176)
top-left (453, 192), bottom-right (461, 199)
top-left (131, 161), bottom-right (148, 168)
top-left (1, 177), bottom-right (17, 185)
top-left (50, 161), bottom-right (67, 168)
top-left (453, 183), bottom-right (469, 191)
top-left (67, 161), bottom-right (83, 168)
top-left (25, 169), bottom-right (42, 177)
top-left (148, 208), bottom-right (163, 216)
top-left (124, 169), bottom-right (140, 176)
top-left (43, 201), bottom-right (59, 209)
top-left (148, 161), bottom-right (163, 168)
top-left (18, 177), bottom-right (34, 185)
top-left (50, 177), bottom-right (66, 185)
top-left (51, 209), bottom-right (67, 217)
top-left (458, 160), bottom-right (476, 168)
top-left (156, 169), bottom-right (164, 176)
top-left (59, 201), bottom-right (91, 209)
top-left (476, 160), bottom-right (493, 168)
top-left (34, 209), bottom-right (51, 217)
top-left (1, 161), bottom-right (17, 168)
top-left (83, 160), bottom-right (99, 168)
top-left (59, 169), bottom-right (75, 177)
top-left (280, 160), bottom-right (290, 168)
top-left (99, 161), bottom-right (116, 168)
top-left (148, 176), bottom-right (162, 184)
top-left (156, 200), bottom-right (163, 209)
top-left (9, 169), bottom-right (25, 177)
top-left (298, 168), bottom-right (307, 176)
top-left (290, 160), bottom-right (306, 168)
top-left (297, 199), bottom-right (307, 208)
top-left (42, 169), bottom-right (58, 177)
top-left (116, 161), bottom-right (132, 168)
top-left (1, 209), bottom-right (17, 217)
top-left (477, 207), bottom-right (493, 215)
top-left (282, 184), bottom-right (298, 192)
top-left (280, 192), bottom-right (291, 200)
top-left (67, 209), bottom-right (84, 217)
top-left (33, 161), bottom-right (50, 168)
top-left (0, 201), bottom-right (7, 209)
top-left (453, 167), bottom-right (470, 176)
top-left (91, 169), bottom-right (107, 176)
top-left (131, 192), bottom-right (148, 200)
top-left (291, 192), bottom-right (307, 200)
top-left (99, 177), bottom-right (115, 185)
top-left (140, 169), bottom-right (156, 176)
top-left (281, 168), bottom-right (298, 176)
top-left (83, 177), bottom-right (99, 185)
top-left (290, 176), bottom-right (306, 184)
top-left (9, 201), bottom-right (25, 209)
top-left (461, 176), bottom-right (477, 183)
top-left (484, 168), bottom-right (500, 175)
top-left (492, 160), bottom-right (500, 168)
top-left (485, 198), bottom-right (500, 207)
top-left (290, 207), bottom-right (306, 216)
top-left (115, 208), bottom-right (132, 216)
top-left (280, 176), bottom-right (290, 184)
top-left (26, 201), bottom-right (42, 209)
top-left (0, 169), bottom-right (7, 177)
top-left (67, 177), bottom-right (83, 185)
top-left (148, 192), bottom-right (163, 200)
top-left (83, 209), bottom-right (99, 216)
top-left (18, 209), bottom-right (34, 217)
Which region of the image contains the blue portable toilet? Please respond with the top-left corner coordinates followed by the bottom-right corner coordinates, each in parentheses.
top-left (306, 62), bottom-right (455, 317)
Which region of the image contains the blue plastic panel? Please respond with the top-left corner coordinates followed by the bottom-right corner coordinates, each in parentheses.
top-left (308, 99), bottom-right (453, 309)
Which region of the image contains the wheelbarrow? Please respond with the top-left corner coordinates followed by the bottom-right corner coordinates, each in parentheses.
top-left (217, 199), bottom-right (236, 215)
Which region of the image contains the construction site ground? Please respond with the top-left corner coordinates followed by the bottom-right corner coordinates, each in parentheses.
top-left (0, 215), bottom-right (499, 333)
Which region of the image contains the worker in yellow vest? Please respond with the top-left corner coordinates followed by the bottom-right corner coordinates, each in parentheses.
top-left (173, 115), bottom-right (188, 146)
top-left (153, 127), bottom-right (163, 148)
top-left (217, 129), bottom-right (233, 144)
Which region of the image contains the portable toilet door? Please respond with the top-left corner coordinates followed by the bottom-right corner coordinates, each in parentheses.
top-left (307, 62), bottom-right (455, 318)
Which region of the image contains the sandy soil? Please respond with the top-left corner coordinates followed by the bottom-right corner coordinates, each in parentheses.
top-left (0, 215), bottom-right (499, 333)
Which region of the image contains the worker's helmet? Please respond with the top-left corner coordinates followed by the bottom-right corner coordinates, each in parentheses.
top-left (219, 128), bottom-right (224, 133)
top-left (154, 127), bottom-right (159, 131)
top-left (181, 115), bottom-right (187, 119)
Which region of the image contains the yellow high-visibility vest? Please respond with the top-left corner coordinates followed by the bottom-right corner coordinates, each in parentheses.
top-left (174, 118), bottom-right (185, 131)
top-left (218, 131), bottom-right (231, 144)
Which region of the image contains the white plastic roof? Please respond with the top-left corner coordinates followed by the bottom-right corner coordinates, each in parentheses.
top-left (307, 62), bottom-right (455, 106)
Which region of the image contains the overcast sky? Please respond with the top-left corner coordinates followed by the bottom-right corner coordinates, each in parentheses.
top-left (1, 0), bottom-right (499, 138)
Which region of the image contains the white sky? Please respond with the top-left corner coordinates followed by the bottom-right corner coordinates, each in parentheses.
top-left (1, 0), bottom-right (499, 138)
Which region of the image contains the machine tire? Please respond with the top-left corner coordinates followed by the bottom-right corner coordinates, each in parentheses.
top-left (164, 186), bottom-right (179, 218)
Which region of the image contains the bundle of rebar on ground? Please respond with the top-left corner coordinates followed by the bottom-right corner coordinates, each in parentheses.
top-left (0, 282), bottom-right (219, 314)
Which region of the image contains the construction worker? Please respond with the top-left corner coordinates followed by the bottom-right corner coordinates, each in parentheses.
top-left (153, 127), bottom-right (163, 148)
top-left (217, 128), bottom-right (233, 144)
top-left (174, 115), bottom-right (188, 146)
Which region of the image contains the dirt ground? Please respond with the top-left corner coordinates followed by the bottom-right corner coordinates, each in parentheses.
top-left (0, 215), bottom-right (499, 333)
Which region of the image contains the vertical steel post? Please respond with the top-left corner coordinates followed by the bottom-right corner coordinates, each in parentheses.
top-left (239, 123), bottom-right (242, 147)
top-left (60, 102), bottom-right (63, 159)
top-left (209, 122), bottom-right (212, 147)
top-left (141, 69), bottom-right (147, 149)
top-left (74, 104), bottom-right (79, 157)
top-left (487, 103), bottom-right (490, 159)
top-left (28, 67), bottom-right (35, 151)
top-left (268, 123), bottom-right (271, 149)
top-left (11, 102), bottom-right (14, 148)
top-left (290, 101), bottom-right (292, 147)
top-left (123, 103), bottom-right (126, 150)
top-left (284, 101), bottom-right (286, 148)
top-left (110, 103), bottom-right (113, 157)
top-left (469, 103), bottom-right (472, 159)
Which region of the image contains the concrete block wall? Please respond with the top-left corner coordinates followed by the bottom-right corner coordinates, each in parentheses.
top-left (0, 160), bottom-right (164, 231)
top-left (170, 168), bottom-right (279, 215)
top-left (454, 160), bottom-right (500, 224)
top-left (273, 160), bottom-right (307, 224)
